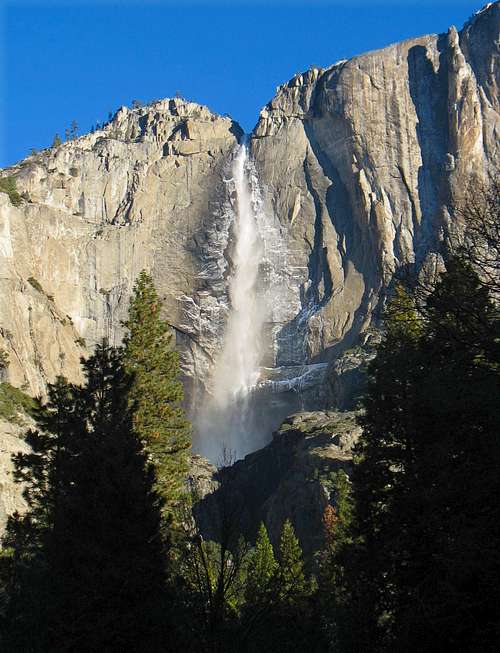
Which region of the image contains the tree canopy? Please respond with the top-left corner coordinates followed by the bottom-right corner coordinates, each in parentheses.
top-left (123, 270), bottom-right (191, 519)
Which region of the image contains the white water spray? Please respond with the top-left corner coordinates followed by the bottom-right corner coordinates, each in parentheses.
top-left (211, 144), bottom-right (265, 403)
top-left (197, 143), bottom-right (274, 461)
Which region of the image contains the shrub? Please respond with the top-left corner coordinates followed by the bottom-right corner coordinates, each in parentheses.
top-left (0, 348), bottom-right (8, 372)
top-left (0, 382), bottom-right (38, 424)
top-left (27, 277), bottom-right (44, 293)
top-left (0, 176), bottom-right (22, 207)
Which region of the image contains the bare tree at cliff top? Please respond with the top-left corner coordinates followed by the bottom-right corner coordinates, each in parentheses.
top-left (451, 172), bottom-right (500, 300)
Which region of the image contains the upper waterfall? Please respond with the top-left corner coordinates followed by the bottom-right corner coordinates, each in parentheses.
top-left (211, 144), bottom-right (265, 404)
top-left (196, 143), bottom-right (289, 462)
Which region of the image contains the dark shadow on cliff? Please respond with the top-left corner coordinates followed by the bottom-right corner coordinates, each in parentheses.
top-left (458, 2), bottom-right (500, 110)
top-left (193, 410), bottom-right (357, 564)
top-left (275, 112), bottom-right (382, 377)
top-left (276, 38), bottom-right (454, 384)
top-left (407, 36), bottom-right (450, 265)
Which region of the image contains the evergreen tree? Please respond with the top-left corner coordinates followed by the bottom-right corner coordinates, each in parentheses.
top-left (52, 133), bottom-right (62, 147)
top-left (123, 271), bottom-right (191, 518)
top-left (276, 520), bottom-right (308, 604)
top-left (328, 471), bottom-right (354, 551)
top-left (1, 344), bottom-right (167, 652)
top-left (239, 523), bottom-right (278, 652)
top-left (245, 523), bottom-right (277, 604)
top-left (351, 258), bottom-right (500, 652)
top-left (0, 176), bottom-right (22, 207)
top-left (0, 376), bottom-right (82, 650)
top-left (51, 345), bottom-right (166, 652)
top-left (252, 520), bottom-right (316, 653)
top-left (316, 472), bottom-right (356, 650)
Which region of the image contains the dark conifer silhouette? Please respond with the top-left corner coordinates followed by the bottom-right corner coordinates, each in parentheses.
top-left (1, 344), bottom-right (166, 652)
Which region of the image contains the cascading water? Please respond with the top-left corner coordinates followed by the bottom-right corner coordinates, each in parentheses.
top-left (211, 144), bottom-right (265, 404)
top-left (197, 143), bottom-right (281, 462)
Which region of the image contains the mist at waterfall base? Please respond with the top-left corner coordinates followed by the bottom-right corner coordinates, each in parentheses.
top-left (195, 145), bottom-right (291, 464)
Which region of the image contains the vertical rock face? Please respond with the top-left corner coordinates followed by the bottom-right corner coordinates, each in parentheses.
top-left (0, 99), bottom-right (243, 401)
top-left (250, 2), bottom-right (499, 387)
top-left (0, 419), bottom-right (31, 535)
top-left (0, 3), bottom-right (498, 426)
top-left (0, 1), bottom-right (498, 540)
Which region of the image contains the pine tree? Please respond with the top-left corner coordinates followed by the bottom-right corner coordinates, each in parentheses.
top-left (123, 271), bottom-right (191, 519)
top-left (245, 523), bottom-right (277, 604)
top-left (0, 377), bottom-right (77, 651)
top-left (50, 344), bottom-right (166, 652)
top-left (251, 520), bottom-right (316, 653)
top-left (317, 472), bottom-right (355, 587)
top-left (316, 473), bottom-right (359, 652)
top-left (276, 520), bottom-right (309, 605)
top-left (351, 258), bottom-right (500, 651)
top-left (348, 282), bottom-right (431, 651)
top-left (1, 345), bottom-right (167, 652)
top-left (52, 133), bottom-right (62, 147)
top-left (239, 523), bottom-right (278, 652)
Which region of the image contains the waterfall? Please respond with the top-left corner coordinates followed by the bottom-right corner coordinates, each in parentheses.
top-left (211, 144), bottom-right (265, 400)
top-left (197, 143), bottom-right (274, 462)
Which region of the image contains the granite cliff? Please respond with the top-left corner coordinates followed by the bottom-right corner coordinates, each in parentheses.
top-left (0, 99), bottom-right (242, 403)
top-left (250, 2), bottom-right (499, 382)
top-left (0, 3), bottom-right (499, 536)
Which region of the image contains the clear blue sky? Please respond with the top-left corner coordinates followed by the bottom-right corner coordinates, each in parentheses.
top-left (1, 0), bottom-right (485, 167)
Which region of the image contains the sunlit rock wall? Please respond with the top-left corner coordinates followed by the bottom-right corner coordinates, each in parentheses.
top-left (250, 2), bottom-right (500, 391)
top-left (0, 2), bottom-right (498, 415)
top-left (0, 99), bottom-right (243, 402)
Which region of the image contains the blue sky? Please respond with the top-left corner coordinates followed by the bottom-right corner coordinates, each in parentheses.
top-left (1, 0), bottom-right (485, 167)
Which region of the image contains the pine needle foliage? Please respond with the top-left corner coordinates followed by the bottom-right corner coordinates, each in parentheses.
top-left (245, 523), bottom-right (277, 604)
top-left (351, 257), bottom-right (500, 651)
top-left (0, 382), bottom-right (39, 423)
top-left (277, 520), bottom-right (309, 604)
top-left (1, 346), bottom-right (166, 652)
top-left (123, 271), bottom-right (191, 518)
